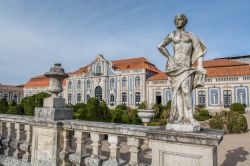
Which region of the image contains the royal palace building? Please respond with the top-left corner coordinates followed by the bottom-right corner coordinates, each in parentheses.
top-left (24, 54), bottom-right (250, 112)
top-left (0, 84), bottom-right (24, 103)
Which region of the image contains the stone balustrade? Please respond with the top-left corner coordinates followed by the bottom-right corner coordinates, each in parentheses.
top-left (0, 114), bottom-right (224, 166)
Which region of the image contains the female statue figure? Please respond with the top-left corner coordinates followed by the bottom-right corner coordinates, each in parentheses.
top-left (158, 14), bottom-right (207, 130)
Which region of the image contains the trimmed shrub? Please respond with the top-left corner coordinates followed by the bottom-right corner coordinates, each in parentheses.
top-left (0, 98), bottom-right (8, 113)
top-left (209, 111), bottom-right (248, 133)
top-left (209, 113), bottom-right (224, 129)
top-left (128, 109), bottom-right (141, 125)
top-left (226, 111), bottom-right (248, 133)
top-left (194, 109), bottom-right (212, 121)
top-left (115, 105), bottom-right (127, 110)
top-left (230, 103), bottom-right (245, 114)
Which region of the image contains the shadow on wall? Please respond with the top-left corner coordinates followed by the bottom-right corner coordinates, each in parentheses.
top-left (221, 147), bottom-right (249, 166)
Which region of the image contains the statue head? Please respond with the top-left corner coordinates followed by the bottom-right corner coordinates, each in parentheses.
top-left (174, 14), bottom-right (188, 29)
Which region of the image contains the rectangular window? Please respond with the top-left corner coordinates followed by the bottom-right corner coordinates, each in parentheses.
top-left (68, 93), bottom-right (72, 104)
top-left (87, 80), bottom-right (91, 89)
top-left (236, 87), bottom-right (247, 106)
top-left (135, 92), bottom-right (141, 106)
top-left (86, 94), bottom-right (90, 102)
top-left (110, 78), bottom-right (115, 89)
top-left (209, 88), bottom-right (220, 105)
top-left (13, 94), bottom-right (18, 103)
top-left (223, 90), bottom-right (232, 108)
top-left (110, 94), bottom-right (115, 106)
top-left (122, 92), bottom-right (127, 105)
top-left (198, 91), bottom-right (206, 107)
top-left (77, 93), bottom-right (81, 103)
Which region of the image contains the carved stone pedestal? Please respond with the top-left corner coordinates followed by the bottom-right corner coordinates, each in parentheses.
top-left (31, 124), bottom-right (62, 166)
top-left (166, 123), bottom-right (200, 132)
top-left (35, 97), bottom-right (72, 121)
top-left (148, 128), bottom-right (224, 166)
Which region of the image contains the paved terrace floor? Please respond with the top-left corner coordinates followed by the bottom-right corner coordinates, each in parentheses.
top-left (218, 111), bottom-right (250, 166)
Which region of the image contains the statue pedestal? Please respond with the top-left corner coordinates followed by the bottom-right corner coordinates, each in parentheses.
top-left (34, 97), bottom-right (72, 121)
top-left (166, 123), bottom-right (200, 132)
top-left (148, 127), bottom-right (224, 166)
top-left (32, 96), bottom-right (73, 165)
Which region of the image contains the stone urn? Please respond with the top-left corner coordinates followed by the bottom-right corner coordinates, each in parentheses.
top-left (137, 109), bottom-right (155, 126)
top-left (44, 63), bottom-right (69, 97)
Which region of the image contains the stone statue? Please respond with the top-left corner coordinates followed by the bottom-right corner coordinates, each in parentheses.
top-left (158, 14), bottom-right (207, 131)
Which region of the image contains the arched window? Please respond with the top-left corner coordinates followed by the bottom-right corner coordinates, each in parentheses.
top-left (87, 80), bottom-right (91, 89)
top-left (77, 80), bottom-right (81, 89)
top-left (135, 76), bottom-right (140, 86)
top-left (96, 63), bottom-right (102, 75)
top-left (68, 81), bottom-right (72, 89)
top-left (110, 78), bottom-right (115, 89)
top-left (122, 77), bottom-right (127, 87)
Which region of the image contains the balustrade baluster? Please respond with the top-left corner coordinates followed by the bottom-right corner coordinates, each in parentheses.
top-left (127, 137), bottom-right (140, 166)
top-left (85, 132), bottom-right (104, 166)
top-left (21, 124), bottom-right (32, 162)
top-left (3, 122), bottom-right (12, 156)
top-left (0, 121), bottom-right (3, 150)
top-left (13, 123), bottom-right (21, 159)
top-left (103, 134), bottom-right (121, 166)
top-left (60, 130), bottom-right (72, 166)
top-left (69, 131), bottom-right (89, 166)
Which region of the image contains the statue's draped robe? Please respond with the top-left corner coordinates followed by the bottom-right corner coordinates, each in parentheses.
top-left (166, 32), bottom-right (207, 122)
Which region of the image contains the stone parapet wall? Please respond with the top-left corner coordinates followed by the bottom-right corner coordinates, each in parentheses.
top-left (0, 114), bottom-right (224, 166)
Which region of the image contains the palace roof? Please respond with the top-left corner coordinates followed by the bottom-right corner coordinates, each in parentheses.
top-left (24, 57), bottom-right (250, 87)
top-left (71, 57), bottom-right (161, 75)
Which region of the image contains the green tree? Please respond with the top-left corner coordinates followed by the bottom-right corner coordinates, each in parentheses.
top-left (111, 108), bottom-right (123, 123)
top-left (0, 98), bottom-right (8, 113)
top-left (21, 92), bottom-right (50, 116)
top-left (86, 98), bottom-right (100, 120)
top-left (99, 101), bottom-right (111, 121)
top-left (7, 104), bottom-right (24, 115)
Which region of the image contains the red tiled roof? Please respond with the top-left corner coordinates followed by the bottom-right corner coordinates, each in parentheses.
top-left (71, 65), bottom-right (89, 75)
top-left (206, 65), bottom-right (250, 77)
top-left (0, 84), bottom-right (23, 89)
top-left (112, 57), bottom-right (160, 73)
top-left (147, 72), bottom-right (168, 81)
top-left (24, 75), bottom-right (66, 88)
top-left (24, 75), bottom-right (49, 88)
top-left (71, 57), bottom-right (161, 75)
top-left (203, 59), bottom-right (249, 68)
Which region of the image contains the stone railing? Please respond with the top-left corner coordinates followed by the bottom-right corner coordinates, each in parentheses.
top-left (0, 114), bottom-right (224, 166)
top-left (0, 114), bottom-right (33, 166)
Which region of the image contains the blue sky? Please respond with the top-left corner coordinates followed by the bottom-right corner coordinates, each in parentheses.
top-left (0, 0), bottom-right (249, 84)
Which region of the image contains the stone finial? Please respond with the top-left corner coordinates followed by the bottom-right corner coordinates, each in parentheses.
top-left (44, 63), bottom-right (68, 97)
